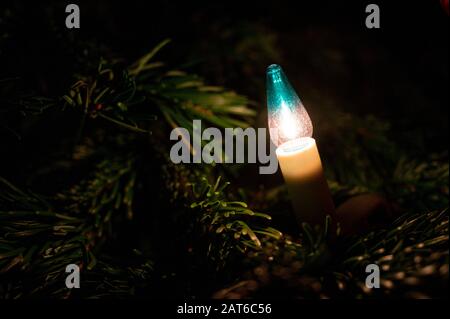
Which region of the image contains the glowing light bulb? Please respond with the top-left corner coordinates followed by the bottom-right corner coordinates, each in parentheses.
top-left (266, 64), bottom-right (312, 149)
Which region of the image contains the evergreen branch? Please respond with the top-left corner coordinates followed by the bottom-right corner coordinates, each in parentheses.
top-left (391, 155), bottom-right (449, 210)
top-left (213, 209), bottom-right (448, 299)
top-left (185, 175), bottom-right (284, 269)
top-left (55, 155), bottom-right (138, 235)
top-left (97, 113), bottom-right (150, 134)
top-left (128, 38), bottom-right (171, 76)
top-left (57, 40), bottom-right (255, 143)
top-left (0, 154), bottom-right (139, 298)
top-left (0, 182), bottom-right (90, 298)
top-left (62, 61), bottom-right (153, 134)
top-left (340, 209), bottom-right (449, 298)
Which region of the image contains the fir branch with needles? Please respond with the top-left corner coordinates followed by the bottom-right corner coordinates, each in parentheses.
top-left (0, 31), bottom-right (447, 300)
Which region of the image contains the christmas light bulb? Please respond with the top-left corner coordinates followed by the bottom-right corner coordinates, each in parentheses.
top-left (266, 64), bottom-right (312, 150)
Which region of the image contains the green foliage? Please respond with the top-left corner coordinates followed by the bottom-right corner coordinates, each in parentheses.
top-left (0, 38), bottom-right (258, 298)
top-left (189, 176), bottom-right (282, 268)
top-left (130, 39), bottom-right (257, 146)
top-left (324, 113), bottom-right (449, 210)
top-left (391, 155), bottom-right (449, 210)
top-left (59, 39), bottom-right (256, 144)
top-left (213, 208), bottom-right (448, 299)
top-left (341, 209), bottom-right (448, 298)
top-left (55, 156), bottom-right (137, 237)
top-left (0, 35), bottom-right (448, 300)
top-left (0, 176), bottom-right (90, 298)
top-left (62, 59), bottom-right (151, 134)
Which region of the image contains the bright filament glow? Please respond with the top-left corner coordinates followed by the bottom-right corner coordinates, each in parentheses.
top-left (280, 102), bottom-right (300, 140)
top-left (266, 64), bottom-right (313, 148)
